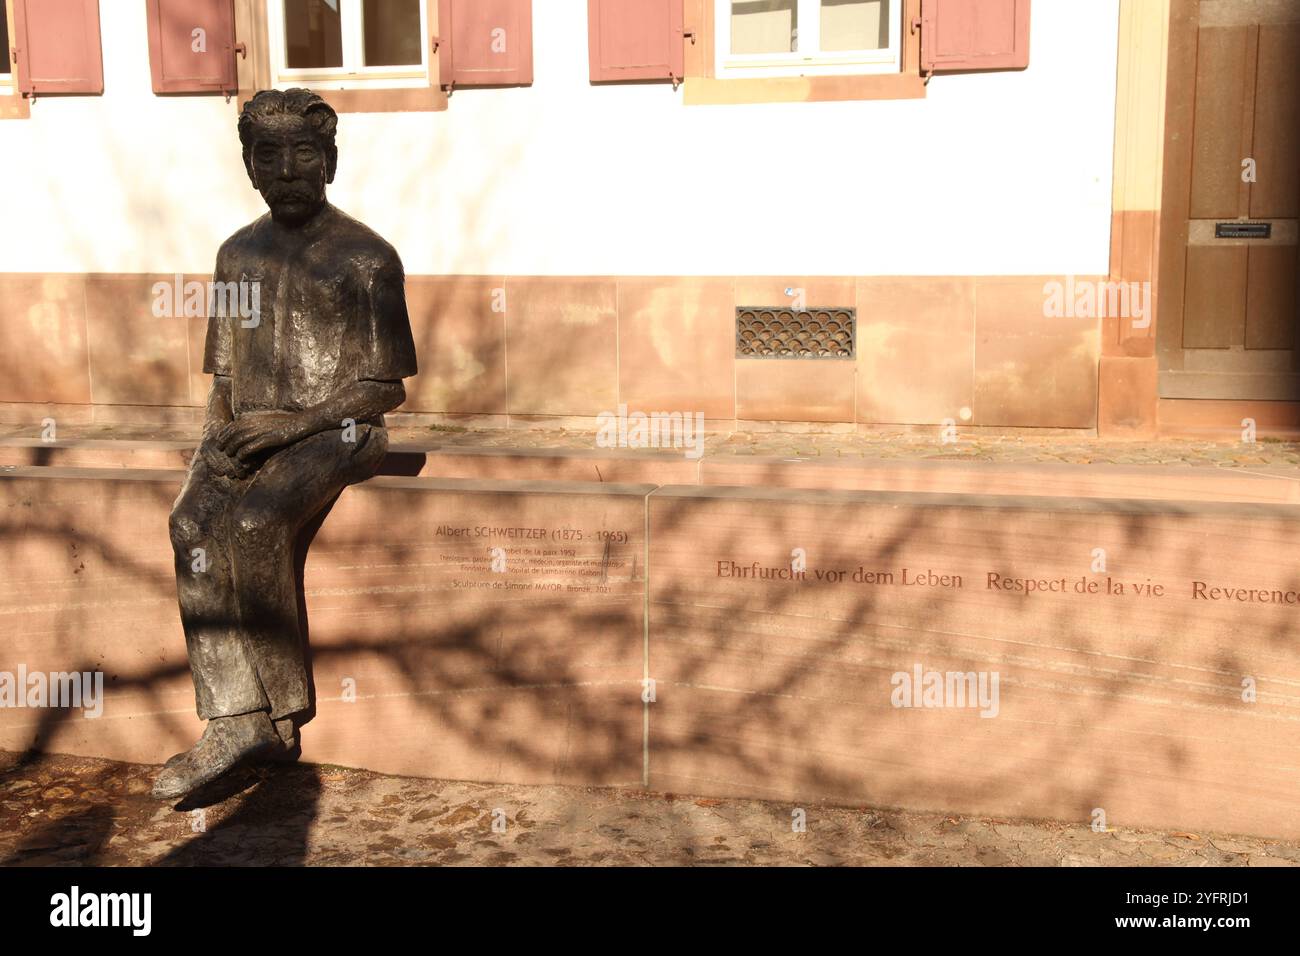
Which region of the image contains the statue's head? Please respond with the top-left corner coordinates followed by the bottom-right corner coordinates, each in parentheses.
top-left (238, 88), bottom-right (338, 226)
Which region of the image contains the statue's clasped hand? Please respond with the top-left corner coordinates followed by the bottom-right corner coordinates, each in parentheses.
top-left (199, 439), bottom-right (253, 479)
top-left (215, 410), bottom-right (313, 464)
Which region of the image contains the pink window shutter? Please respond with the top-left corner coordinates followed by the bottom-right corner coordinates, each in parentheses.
top-left (438, 0), bottom-right (533, 88)
top-left (145, 0), bottom-right (238, 94)
top-left (920, 0), bottom-right (1031, 74)
top-left (588, 0), bottom-right (684, 83)
top-left (13, 0), bottom-right (104, 95)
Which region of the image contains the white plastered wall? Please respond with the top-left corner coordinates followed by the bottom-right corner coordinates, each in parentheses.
top-left (0, 0), bottom-right (1120, 277)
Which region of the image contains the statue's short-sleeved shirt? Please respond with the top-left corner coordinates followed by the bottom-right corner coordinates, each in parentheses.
top-left (203, 204), bottom-right (418, 416)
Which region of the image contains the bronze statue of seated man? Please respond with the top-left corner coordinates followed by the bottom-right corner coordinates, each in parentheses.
top-left (153, 89), bottom-right (418, 800)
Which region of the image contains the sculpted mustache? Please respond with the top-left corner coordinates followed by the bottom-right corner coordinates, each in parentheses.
top-left (263, 184), bottom-right (316, 202)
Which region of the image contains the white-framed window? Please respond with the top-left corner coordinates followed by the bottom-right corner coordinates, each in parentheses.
top-left (715, 0), bottom-right (901, 78)
top-left (267, 0), bottom-right (429, 89)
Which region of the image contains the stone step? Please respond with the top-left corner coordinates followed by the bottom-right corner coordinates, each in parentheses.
top-left (4, 436), bottom-right (1300, 503)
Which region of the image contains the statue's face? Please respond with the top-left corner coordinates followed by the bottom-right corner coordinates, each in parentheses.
top-left (247, 115), bottom-right (329, 226)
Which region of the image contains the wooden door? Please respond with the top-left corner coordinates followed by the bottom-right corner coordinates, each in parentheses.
top-left (1158, 0), bottom-right (1300, 400)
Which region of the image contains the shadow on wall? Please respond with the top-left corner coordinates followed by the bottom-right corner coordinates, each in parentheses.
top-left (4, 461), bottom-right (1295, 860)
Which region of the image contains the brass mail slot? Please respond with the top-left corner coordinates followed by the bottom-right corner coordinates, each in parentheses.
top-left (1215, 222), bottom-right (1273, 239)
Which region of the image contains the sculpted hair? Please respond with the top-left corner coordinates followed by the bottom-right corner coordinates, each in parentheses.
top-left (238, 88), bottom-right (339, 183)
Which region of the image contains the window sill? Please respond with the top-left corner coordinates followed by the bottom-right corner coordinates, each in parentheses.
top-left (683, 72), bottom-right (925, 106)
top-left (248, 85), bottom-right (448, 114)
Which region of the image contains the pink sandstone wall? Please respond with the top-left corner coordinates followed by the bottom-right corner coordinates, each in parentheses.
top-left (0, 468), bottom-right (650, 787)
top-left (3, 460), bottom-right (1299, 838)
top-left (648, 485), bottom-right (1300, 839)
top-left (0, 272), bottom-right (1104, 429)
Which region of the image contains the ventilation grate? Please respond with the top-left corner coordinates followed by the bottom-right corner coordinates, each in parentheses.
top-left (735, 307), bottom-right (855, 359)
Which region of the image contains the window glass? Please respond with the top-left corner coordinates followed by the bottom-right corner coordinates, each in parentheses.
top-left (363, 0), bottom-right (422, 67)
top-left (285, 0), bottom-right (343, 69)
top-left (821, 0), bottom-right (889, 52)
top-left (731, 0), bottom-right (798, 55)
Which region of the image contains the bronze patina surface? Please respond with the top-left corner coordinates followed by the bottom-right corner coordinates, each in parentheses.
top-left (154, 89), bottom-right (417, 801)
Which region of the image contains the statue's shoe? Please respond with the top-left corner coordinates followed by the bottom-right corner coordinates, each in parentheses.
top-left (164, 716), bottom-right (297, 771)
top-left (151, 712), bottom-right (280, 800)
top-left (263, 716), bottom-right (300, 763)
top-left (162, 751), bottom-right (186, 772)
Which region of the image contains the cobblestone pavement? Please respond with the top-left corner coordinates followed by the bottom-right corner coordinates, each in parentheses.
top-left (2, 750), bottom-right (1298, 867)
top-left (3, 421), bottom-right (1299, 468)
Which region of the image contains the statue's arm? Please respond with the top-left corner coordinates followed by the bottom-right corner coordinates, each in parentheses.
top-left (198, 375), bottom-right (254, 476)
top-left (216, 380), bottom-right (405, 463)
top-left (198, 240), bottom-right (243, 464)
top-left (202, 374), bottom-right (235, 442)
top-left (296, 379), bottom-right (407, 435)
